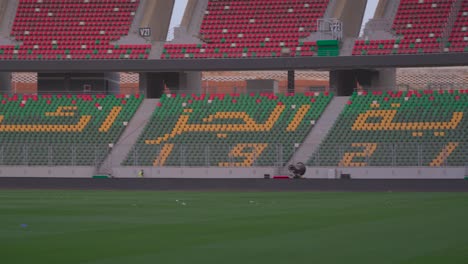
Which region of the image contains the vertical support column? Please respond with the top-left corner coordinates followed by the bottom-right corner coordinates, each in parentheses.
top-left (0, 72), bottom-right (12, 94)
top-left (104, 72), bottom-right (120, 95)
top-left (287, 70), bottom-right (295, 93)
top-left (372, 68), bottom-right (396, 91)
top-left (178, 71), bottom-right (201, 93)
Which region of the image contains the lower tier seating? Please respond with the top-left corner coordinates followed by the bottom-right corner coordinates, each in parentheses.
top-left (0, 94), bottom-right (142, 165)
top-left (123, 92), bottom-right (333, 167)
top-left (308, 90), bottom-right (467, 167)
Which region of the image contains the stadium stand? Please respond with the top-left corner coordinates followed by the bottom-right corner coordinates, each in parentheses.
top-left (0, 0), bottom-right (150, 60)
top-left (0, 94), bottom-right (142, 165)
top-left (353, 0), bottom-right (455, 55)
top-left (161, 0), bottom-right (329, 59)
top-left (308, 89), bottom-right (467, 167)
top-left (123, 92), bottom-right (333, 167)
top-left (448, 0), bottom-right (468, 52)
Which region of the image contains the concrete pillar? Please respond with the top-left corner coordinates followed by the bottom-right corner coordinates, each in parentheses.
top-left (104, 72), bottom-right (120, 95)
top-left (0, 72), bottom-right (11, 94)
top-left (331, 0), bottom-right (367, 38)
top-left (140, 0), bottom-right (175, 41)
top-left (287, 70), bottom-right (295, 93)
top-left (178, 71), bottom-right (201, 93)
top-left (372, 68), bottom-right (396, 91)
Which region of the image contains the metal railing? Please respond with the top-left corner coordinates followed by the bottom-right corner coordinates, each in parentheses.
top-left (0, 143), bottom-right (464, 168)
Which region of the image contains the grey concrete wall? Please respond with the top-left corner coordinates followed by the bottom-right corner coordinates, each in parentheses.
top-left (105, 72), bottom-right (120, 94)
top-left (0, 166), bottom-right (95, 178)
top-left (246, 80), bottom-right (279, 93)
top-left (0, 72), bottom-right (11, 93)
top-left (111, 167), bottom-right (278, 179)
top-left (180, 0), bottom-right (198, 29)
top-left (373, 68), bottom-right (396, 91)
top-left (178, 71), bottom-right (201, 92)
top-left (0, 165), bottom-right (464, 179)
top-left (140, 0), bottom-right (175, 41)
top-left (333, 0), bottom-right (367, 38)
top-left (306, 167), bottom-right (467, 179)
top-left (373, 0), bottom-right (388, 19)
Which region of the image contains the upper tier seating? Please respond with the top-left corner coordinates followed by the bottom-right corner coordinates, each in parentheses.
top-left (308, 90), bottom-right (467, 167)
top-left (447, 0), bottom-right (468, 52)
top-left (161, 0), bottom-right (329, 59)
top-left (123, 92), bottom-right (333, 167)
top-left (0, 94), bottom-right (142, 165)
top-left (353, 0), bottom-right (455, 55)
top-left (0, 0), bottom-right (150, 60)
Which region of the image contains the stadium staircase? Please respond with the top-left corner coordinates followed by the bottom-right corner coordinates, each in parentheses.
top-left (122, 92), bottom-right (333, 167)
top-left (98, 98), bottom-right (158, 174)
top-left (286, 96), bottom-right (348, 167)
top-left (161, 0), bottom-right (329, 59)
top-left (307, 89), bottom-right (468, 167)
top-left (0, 0), bottom-right (151, 60)
top-left (0, 94), bottom-right (142, 166)
top-left (354, 0), bottom-right (458, 55)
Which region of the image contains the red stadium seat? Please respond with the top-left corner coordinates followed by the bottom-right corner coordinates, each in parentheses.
top-left (354, 0), bottom-right (455, 55)
top-left (0, 0), bottom-right (151, 60)
top-left (161, 0), bottom-right (329, 59)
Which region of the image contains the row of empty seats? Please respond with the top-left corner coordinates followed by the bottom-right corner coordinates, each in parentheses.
top-left (448, 0), bottom-right (468, 52)
top-left (308, 89), bottom-right (467, 166)
top-left (0, 0), bottom-right (150, 60)
top-left (354, 0), bottom-right (455, 55)
top-left (123, 92), bottom-right (333, 166)
top-left (162, 0), bottom-right (329, 59)
top-left (0, 94), bottom-right (142, 165)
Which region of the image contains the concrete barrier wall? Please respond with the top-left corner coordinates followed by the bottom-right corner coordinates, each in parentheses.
top-left (307, 167), bottom-right (466, 179)
top-left (112, 167), bottom-right (278, 179)
top-left (0, 167), bottom-right (95, 178)
top-left (0, 166), bottom-right (465, 179)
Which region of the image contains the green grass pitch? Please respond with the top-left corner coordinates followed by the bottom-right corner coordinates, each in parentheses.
top-left (1, 190), bottom-right (468, 264)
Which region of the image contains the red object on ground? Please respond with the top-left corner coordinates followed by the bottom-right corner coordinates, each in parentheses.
top-left (273, 176), bottom-right (290, 179)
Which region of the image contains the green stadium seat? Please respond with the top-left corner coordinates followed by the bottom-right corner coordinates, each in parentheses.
top-left (0, 94), bottom-right (143, 166)
top-left (308, 90), bottom-right (468, 167)
top-left (123, 92), bottom-right (333, 167)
